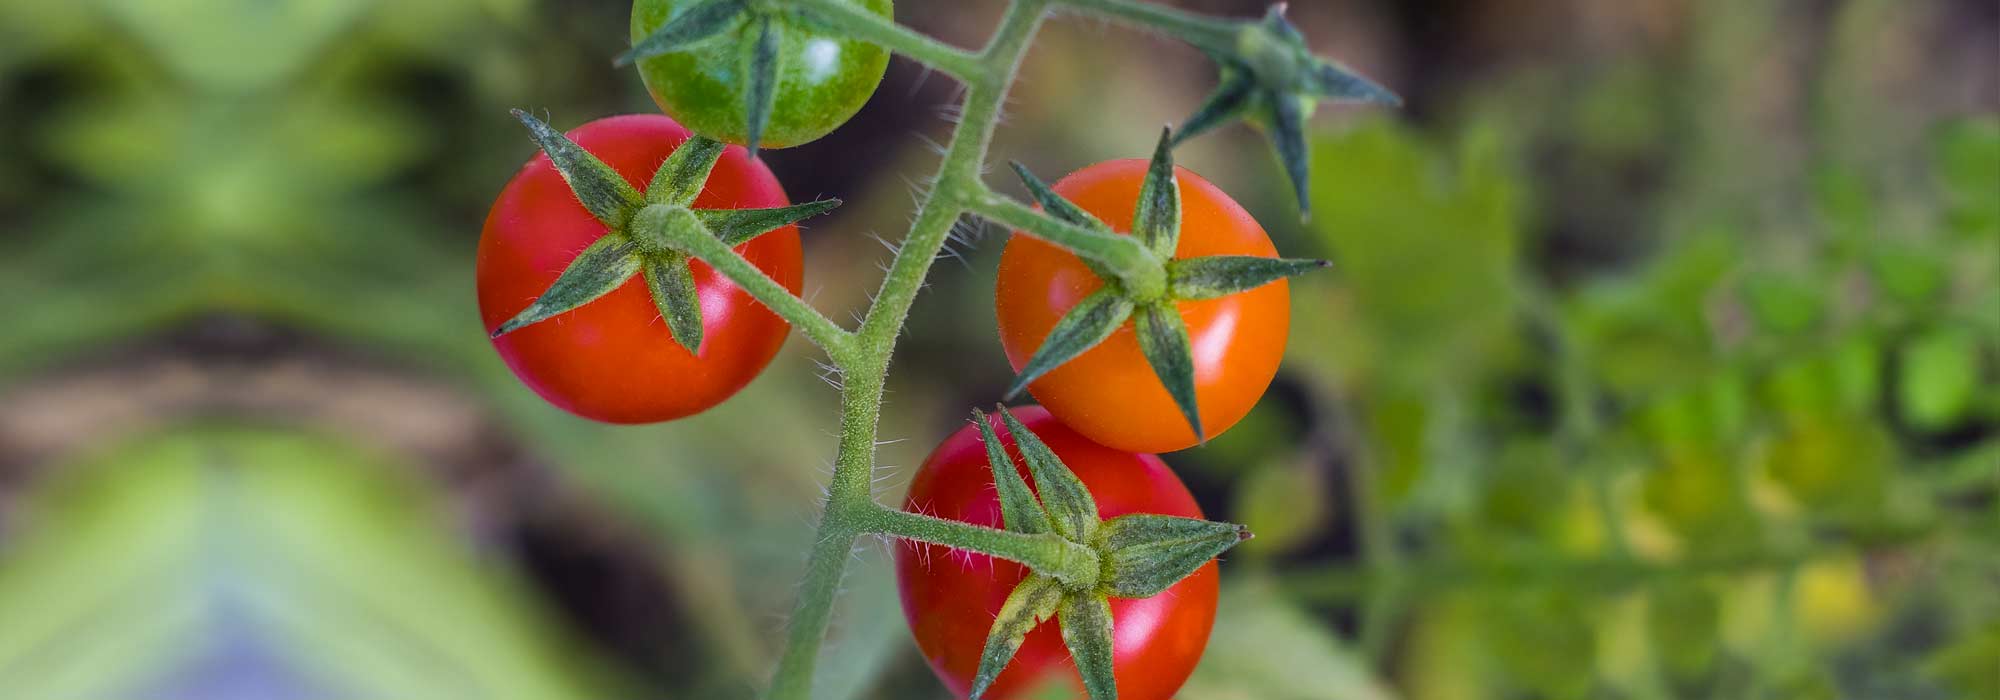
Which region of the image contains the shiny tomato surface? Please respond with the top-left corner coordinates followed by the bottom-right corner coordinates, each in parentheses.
top-left (478, 114), bottom-right (801, 423)
top-left (895, 406), bottom-right (1218, 700)
top-left (997, 159), bottom-right (1290, 453)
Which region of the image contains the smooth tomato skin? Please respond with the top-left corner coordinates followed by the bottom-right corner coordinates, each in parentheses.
top-left (477, 114), bottom-right (802, 423)
top-left (895, 406), bottom-right (1219, 700)
top-left (996, 160), bottom-right (1289, 453)
top-left (631, 0), bottom-right (892, 149)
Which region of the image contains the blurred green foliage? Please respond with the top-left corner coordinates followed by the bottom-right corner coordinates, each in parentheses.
top-left (0, 0), bottom-right (1995, 698)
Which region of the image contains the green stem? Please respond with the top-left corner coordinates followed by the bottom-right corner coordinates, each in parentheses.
top-left (857, 505), bottom-right (1101, 589)
top-left (640, 203), bottom-right (855, 358)
top-left (1050, 0), bottom-right (1241, 53)
top-left (774, 0), bottom-right (985, 80)
top-left (762, 3), bottom-right (1050, 698)
top-left (965, 188), bottom-right (1164, 292)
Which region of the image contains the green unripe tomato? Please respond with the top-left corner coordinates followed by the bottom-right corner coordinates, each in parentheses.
top-left (631, 0), bottom-right (892, 149)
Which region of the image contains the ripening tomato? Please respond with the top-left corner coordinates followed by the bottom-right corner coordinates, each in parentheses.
top-left (631, 0), bottom-right (892, 149)
top-left (997, 160), bottom-right (1289, 453)
top-left (477, 114), bottom-right (802, 423)
top-left (895, 406), bottom-right (1218, 700)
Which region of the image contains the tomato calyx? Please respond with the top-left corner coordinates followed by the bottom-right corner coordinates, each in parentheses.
top-left (1005, 128), bottom-right (1327, 444)
top-left (617, 0), bottom-right (798, 159)
top-left (488, 110), bottom-right (839, 352)
top-left (964, 406), bottom-right (1248, 700)
top-left (1172, 4), bottom-right (1399, 219)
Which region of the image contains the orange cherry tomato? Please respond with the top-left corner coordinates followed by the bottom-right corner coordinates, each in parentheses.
top-left (997, 159), bottom-right (1289, 452)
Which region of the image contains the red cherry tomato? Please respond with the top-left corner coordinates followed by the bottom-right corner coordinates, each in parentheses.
top-left (997, 159), bottom-right (1289, 453)
top-left (895, 406), bottom-right (1218, 700)
top-left (477, 114), bottom-right (802, 423)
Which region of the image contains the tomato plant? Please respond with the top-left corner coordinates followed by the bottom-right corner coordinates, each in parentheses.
top-left (629, 0), bottom-right (893, 151)
top-left (895, 406), bottom-right (1219, 700)
top-left (477, 114), bottom-right (803, 423)
top-left (997, 159), bottom-right (1292, 453)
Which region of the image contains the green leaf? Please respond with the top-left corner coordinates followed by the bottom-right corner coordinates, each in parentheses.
top-left (1134, 302), bottom-right (1203, 443)
top-left (1173, 68), bottom-right (1254, 146)
top-left (743, 17), bottom-right (781, 159)
top-left (695, 199), bottom-right (843, 247)
top-left (1004, 288), bottom-right (1136, 399)
top-left (646, 135), bottom-right (728, 206)
top-left (643, 254), bottom-right (705, 354)
top-left (973, 409), bottom-right (1053, 536)
top-left (1131, 127), bottom-right (1181, 258)
top-left (1167, 255), bottom-right (1327, 300)
top-left (998, 407), bottom-right (1101, 541)
top-left (1058, 594), bottom-right (1118, 700)
top-left (1097, 514), bottom-right (1246, 598)
top-left (511, 110), bottom-right (642, 228)
top-left (490, 235), bottom-right (641, 338)
top-left (1898, 328), bottom-right (1980, 432)
top-left (969, 575), bottom-right (1064, 699)
top-left (616, 0), bottom-right (745, 66)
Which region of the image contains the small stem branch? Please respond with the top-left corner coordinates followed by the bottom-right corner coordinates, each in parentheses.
top-left (1050, 0), bottom-right (1241, 54)
top-left (640, 204), bottom-right (855, 357)
top-left (858, 504), bottom-right (1101, 589)
top-left (775, 0), bottom-right (984, 80)
top-left (965, 188), bottom-right (1163, 290)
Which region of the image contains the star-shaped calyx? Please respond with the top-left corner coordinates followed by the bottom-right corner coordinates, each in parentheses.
top-left (963, 406), bottom-right (1250, 700)
top-left (1007, 128), bottom-right (1329, 444)
top-left (1174, 4), bottom-right (1399, 219)
top-left (489, 110), bottom-right (839, 351)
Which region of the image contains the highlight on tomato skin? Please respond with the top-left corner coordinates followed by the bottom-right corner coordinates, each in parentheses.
top-left (476, 114), bottom-right (803, 424)
top-left (996, 159), bottom-right (1291, 453)
top-left (894, 406), bottom-right (1219, 700)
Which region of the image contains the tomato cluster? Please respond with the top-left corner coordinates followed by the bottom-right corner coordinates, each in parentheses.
top-left (476, 7), bottom-right (1332, 699)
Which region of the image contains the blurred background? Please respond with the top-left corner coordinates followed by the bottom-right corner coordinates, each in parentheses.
top-left (0, 0), bottom-right (1995, 698)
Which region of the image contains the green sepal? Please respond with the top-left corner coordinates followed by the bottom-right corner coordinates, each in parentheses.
top-left (1004, 288), bottom-right (1136, 400)
top-left (1172, 66), bottom-right (1254, 147)
top-left (1134, 302), bottom-right (1203, 443)
top-left (616, 0), bottom-right (745, 66)
top-left (1308, 60), bottom-right (1401, 105)
top-left (490, 235), bottom-right (641, 338)
top-left (1059, 594), bottom-right (1119, 700)
top-left (695, 199), bottom-right (843, 246)
top-left (512, 109), bottom-right (642, 228)
top-left (647, 135), bottom-right (728, 206)
top-left (642, 253), bottom-right (705, 354)
top-left (973, 409), bottom-right (1054, 536)
top-left (1166, 255), bottom-right (1328, 300)
top-left (1096, 514), bottom-right (1247, 598)
top-left (1131, 127), bottom-right (1181, 259)
top-left (743, 16), bottom-right (781, 159)
top-left (1265, 91), bottom-right (1311, 221)
top-left (1008, 161), bottom-right (1119, 279)
top-left (998, 407), bottom-right (1101, 541)
top-left (969, 575), bottom-right (1064, 700)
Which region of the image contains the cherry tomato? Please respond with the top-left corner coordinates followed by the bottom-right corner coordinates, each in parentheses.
top-left (630, 0), bottom-right (893, 149)
top-left (996, 160), bottom-right (1289, 453)
top-left (477, 114), bottom-right (802, 423)
top-left (895, 406), bottom-right (1218, 700)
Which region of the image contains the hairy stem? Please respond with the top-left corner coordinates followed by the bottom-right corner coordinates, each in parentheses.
top-left (858, 505), bottom-right (1101, 589)
top-left (1051, 0), bottom-right (1241, 53)
top-left (774, 0), bottom-right (984, 80)
top-left (638, 203), bottom-right (855, 358)
top-left (966, 187), bottom-right (1165, 293)
top-left (762, 3), bottom-right (1051, 698)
